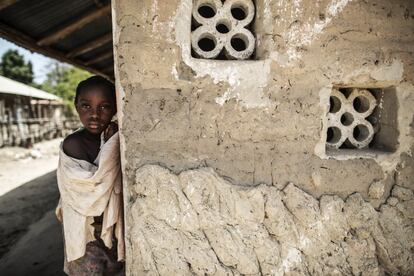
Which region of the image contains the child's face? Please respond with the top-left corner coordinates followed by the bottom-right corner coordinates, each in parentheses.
top-left (75, 87), bottom-right (116, 135)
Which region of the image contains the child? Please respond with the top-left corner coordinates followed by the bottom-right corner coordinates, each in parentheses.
top-left (56, 76), bottom-right (125, 275)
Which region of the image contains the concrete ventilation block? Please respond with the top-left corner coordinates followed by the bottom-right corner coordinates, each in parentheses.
top-left (191, 0), bottom-right (255, 60)
top-left (326, 87), bottom-right (399, 154)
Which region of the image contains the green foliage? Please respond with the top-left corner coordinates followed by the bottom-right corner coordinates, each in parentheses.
top-left (0, 49), bottom-right (93, 114)
top-left (0, 49), bottom-right (34, 84)
top-left (41, 62), bottom-right (92, 113)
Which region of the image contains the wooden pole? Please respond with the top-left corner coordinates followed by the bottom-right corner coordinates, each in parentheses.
top-left (0, 0), bottom-right (19, 11)
top-left (37, 4), bottom-right (111, 46)
top-left (66, 32), bottom-right (112, 58)
top-left (0, 22), bottom-right (114, 80)
top-left (84, 51), bottom-right (113, 65)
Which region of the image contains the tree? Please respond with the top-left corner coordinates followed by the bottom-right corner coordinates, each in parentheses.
top-left (41, 62), bottom-right (92, 113)
top-left (42, 61), bottom-right (68, 88)
top-left (0, 49), bottom-right (34, 84)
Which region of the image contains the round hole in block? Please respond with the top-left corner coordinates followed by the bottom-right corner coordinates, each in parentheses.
top-left (353, 124), bottom-right (370, 142)
top-left (198, 35), bottom-right (216, 52)
top-left (231, 4), bottom-right (247, 20)
top-left (329, 96), bottom-right (341, 113)
top-left (198, 4), bottom-right (216, 18)
top-left (230, 34), bottom-right (248, 51)
top-left (326, 126), bottom-right (341, 143)
top-left (216, 22), bottom-right (230, 34)
top-left (353, 96), bottom-right (370, 113)
top-left (340, 112), bottom-right (354, 126)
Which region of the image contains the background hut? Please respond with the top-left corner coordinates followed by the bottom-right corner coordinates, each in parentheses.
top-left (0, 75), bottom-right (76, 147)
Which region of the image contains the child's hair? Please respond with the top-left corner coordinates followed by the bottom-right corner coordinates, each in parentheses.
top-left (74, 75), bottom-right (116, 106)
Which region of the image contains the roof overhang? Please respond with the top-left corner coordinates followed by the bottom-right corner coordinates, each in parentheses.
top-left (0, 0), bottom-right (114, 80)
top-left (0, 75), bottom-right (63, 101)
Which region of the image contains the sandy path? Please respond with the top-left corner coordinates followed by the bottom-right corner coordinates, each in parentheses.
top-left (0, 138), bottom-right (62, 196)
top-left (0, 139), bottom-right (65, 275)
top-left (0, 210), bottom-right (65, 276)
top-left (0, 171), bottom-right (60, 257)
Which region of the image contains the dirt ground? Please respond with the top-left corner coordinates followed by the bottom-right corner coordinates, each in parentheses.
top-left (0, 139), bottom-right (65, 275)
top-left (0, 138), bottom-right (61, 196)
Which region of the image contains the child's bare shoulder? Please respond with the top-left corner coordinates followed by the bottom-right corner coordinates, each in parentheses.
top-left (62, 131), bottom-right (88, 160)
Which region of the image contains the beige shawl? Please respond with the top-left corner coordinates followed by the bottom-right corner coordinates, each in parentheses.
top-left (56, 132), bottom-right (124, 262)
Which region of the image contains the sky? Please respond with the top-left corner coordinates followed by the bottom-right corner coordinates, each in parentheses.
top-left (0, 37), bottom-right (65, 84)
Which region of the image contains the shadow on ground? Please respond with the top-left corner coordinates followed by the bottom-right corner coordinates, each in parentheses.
top-left (0, 170), bottom-right (65, 275)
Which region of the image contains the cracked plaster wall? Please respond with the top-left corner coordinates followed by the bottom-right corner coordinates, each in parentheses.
top-left (128, 165), bottom-right (413, 275)
top-left (111, 0), bottom-right (414, 274)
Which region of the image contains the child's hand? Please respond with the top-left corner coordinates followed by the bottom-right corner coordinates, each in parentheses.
top-left (104, 122), bottom-right (118, 141)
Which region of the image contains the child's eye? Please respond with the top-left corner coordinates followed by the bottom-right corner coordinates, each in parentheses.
top-left (100, 105), bottom-right (111, 110)
top-left (81, 104), bottom-right (90, 109)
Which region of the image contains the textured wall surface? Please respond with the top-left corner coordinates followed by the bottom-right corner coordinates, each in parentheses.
top-left (112, 0), bottom-right (414, 274)
top-left (128, 165), bottom-right (413, 275)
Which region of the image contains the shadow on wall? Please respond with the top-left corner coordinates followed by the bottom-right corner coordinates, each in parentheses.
top-left (0, 171), bottom-right (64, 276)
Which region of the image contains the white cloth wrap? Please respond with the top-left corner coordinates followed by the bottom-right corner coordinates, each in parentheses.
top-left (56, 132), bottom-right (125, 262)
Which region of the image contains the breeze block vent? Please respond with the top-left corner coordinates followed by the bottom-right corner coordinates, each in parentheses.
top-left (191, 0), bottom-right (256, 60)
top-left (326, 87), bottom-right (398, 154)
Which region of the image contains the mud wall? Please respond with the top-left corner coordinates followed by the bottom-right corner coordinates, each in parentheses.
top-left (112, 0), bottom-right (414, 274)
